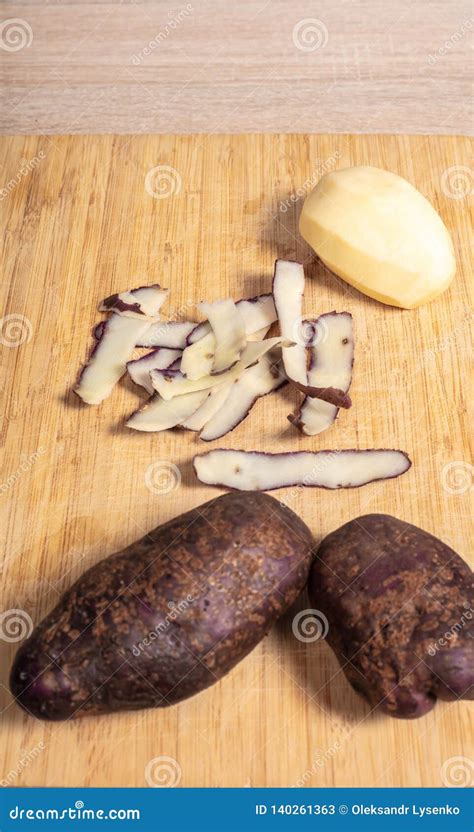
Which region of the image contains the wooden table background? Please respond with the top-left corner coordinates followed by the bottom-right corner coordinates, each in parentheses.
top-left (0, 132), bottom-right (472, 788)
top-left (1, 0), bottom-right (473, 135)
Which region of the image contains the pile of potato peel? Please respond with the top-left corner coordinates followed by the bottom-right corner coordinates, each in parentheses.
top-left (74, 260), bottom-right (411, 492)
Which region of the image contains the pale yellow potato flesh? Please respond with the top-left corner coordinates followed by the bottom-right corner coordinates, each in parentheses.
top-left (299, 166), bottom-right (456, 309)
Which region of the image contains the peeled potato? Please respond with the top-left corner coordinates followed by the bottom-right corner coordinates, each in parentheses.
top-left (299, 166), bottom-right (456, 309)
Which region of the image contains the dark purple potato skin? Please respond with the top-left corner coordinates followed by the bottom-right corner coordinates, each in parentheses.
top-left (10, 493), bottom-right (313, 721)
top-left (309, 514), bottom-right (473, 719)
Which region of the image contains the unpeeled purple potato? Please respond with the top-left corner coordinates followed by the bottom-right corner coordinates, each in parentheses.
top-left (309, 514), bottom-right (473, 718)
top-left (10, 493), bottom-right (313, 721)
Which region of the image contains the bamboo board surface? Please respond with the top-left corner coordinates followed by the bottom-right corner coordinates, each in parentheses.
top-left (0, 134), bottom-right (472, 788)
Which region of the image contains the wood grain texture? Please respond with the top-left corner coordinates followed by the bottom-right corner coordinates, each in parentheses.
top-left (0, 133), bottom-right (472, 788)
top-left (1, 0), bottom-right (473, 135)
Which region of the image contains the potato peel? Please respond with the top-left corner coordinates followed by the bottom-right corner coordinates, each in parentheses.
top-left (289, 312), bottom-right (354, 433)
top-left (194, 449), bottom-right (411, 491)
top-left (127, 348), bottom-right (182, 394)
top-left (198, 298), bottom-right (246, 374)
top-left (199, 354), bottom-right (286, 441)
top-left (273, 259), bottom-right (308, 387)
top-left (99, 285), bottom-right (169, 319)
top-left (151, 337), bottom-right (291, 400)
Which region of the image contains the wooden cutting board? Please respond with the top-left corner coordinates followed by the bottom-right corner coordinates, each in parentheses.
top-left (0, 134), bottom-right (472, 789)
